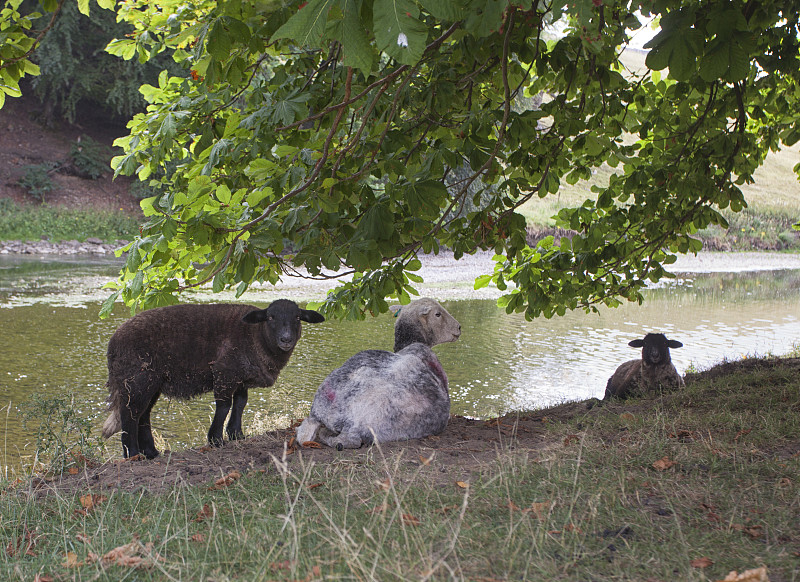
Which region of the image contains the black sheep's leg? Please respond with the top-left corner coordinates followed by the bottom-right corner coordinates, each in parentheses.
top-left (208, 397), bottom-right (232, 447)
top-left (119, 409), bottom-right (140, 459)
top-left (137, 391), bottom-right (161, 459)
top-left (226, 386), bottom-right (248, 441)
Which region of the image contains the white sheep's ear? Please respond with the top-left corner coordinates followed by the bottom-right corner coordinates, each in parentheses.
top-left (629, 339), bottom-right (645, 348)
top-left (667, 340), bottom-right (683, 349)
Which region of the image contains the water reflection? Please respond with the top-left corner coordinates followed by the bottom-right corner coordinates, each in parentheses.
top-left (0, 256), bottom-right (798, 473)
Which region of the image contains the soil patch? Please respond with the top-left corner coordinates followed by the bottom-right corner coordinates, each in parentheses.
top-left (0, 97), bottom-right (140, 213)
top-left (34, 404), bottom-right (591, 496)
top-left (22, 357), bottom-right (797, 497)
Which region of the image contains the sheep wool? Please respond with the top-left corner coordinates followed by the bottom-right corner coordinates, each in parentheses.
top-left (296, 298), bottom-right (461, 450)
top-left (102, 300), bottom-right (324, 459)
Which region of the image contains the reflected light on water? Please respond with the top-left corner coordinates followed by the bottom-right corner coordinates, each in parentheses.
top-left (1, 256), bottom-right (799, 472)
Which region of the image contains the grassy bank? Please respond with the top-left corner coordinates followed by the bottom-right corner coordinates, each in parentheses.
top-left (2, 355), bottom-right (799, 581)
top-left (0, 199), bottom-right (140, 243)
top-left (519, 144), bottom-right (800, 251)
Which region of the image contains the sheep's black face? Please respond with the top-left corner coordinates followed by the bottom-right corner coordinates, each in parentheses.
top-left (242, 299), bottom-right (325, 351)
top-left (629, 333), bottom-right (683, 366)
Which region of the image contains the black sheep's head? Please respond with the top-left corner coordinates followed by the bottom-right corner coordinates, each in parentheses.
top-left (243, 299), bottom-right (325, 351)
top-left (629, 333), bottom-right (683, 366)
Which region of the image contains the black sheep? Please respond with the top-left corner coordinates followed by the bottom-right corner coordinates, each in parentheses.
top-left (604, 333), bottom-right (684, 400)
top-left (101, 300), bottom-right (324, 458)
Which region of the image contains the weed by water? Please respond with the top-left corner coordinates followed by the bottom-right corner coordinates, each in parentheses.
top-left (0, 200), bottom-right (139, 242)
top-left (17, 392), bottom-right (105, 476)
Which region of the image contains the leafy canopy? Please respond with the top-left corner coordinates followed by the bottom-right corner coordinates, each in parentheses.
top-left (4, 0), bottom-right (800, 319)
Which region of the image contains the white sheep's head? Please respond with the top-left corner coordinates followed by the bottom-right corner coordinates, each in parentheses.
top-left (389, 298), bottom-right (461, 351)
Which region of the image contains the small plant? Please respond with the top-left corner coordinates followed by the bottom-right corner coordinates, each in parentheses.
top-left (69, 135), bottom-right (113, 180)
top-left (17, 163), bottom-right (56, 203)
top-left (18, 391), bottom-right (104, 475)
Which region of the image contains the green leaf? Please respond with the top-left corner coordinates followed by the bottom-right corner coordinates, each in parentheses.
top-left (106, 39), bottom-right (138, 61)
top-left (247, 187), bottom-right (274, 208)
top-left (419, 0), bottom-right (466, 21)
top-left (464, 0), bottom-right (505, 38)
top-left (373, 0), bottom-right (428, 65)
top-left (337, 0), bottom-right (375, 73)
top-left (271, 0), bottom-right (334, 47)
top-left (216, 184), bottom-right (232, 204)
top-left (77, 0), bottom-right (90, 16)
top-left (207, 20), bottom-right (232, 61)
top-left (99, 291), bottom-right (120, 319)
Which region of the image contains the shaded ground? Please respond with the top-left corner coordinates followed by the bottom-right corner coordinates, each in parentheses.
top-left (0, 97), bottom-right (140, 213)
top-left (21, 357), bottom-right (799, 497)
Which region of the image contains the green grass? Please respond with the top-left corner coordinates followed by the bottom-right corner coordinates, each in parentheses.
top-left (0, 199), bottom-right (140, 243)
top-left (2, 355), bottom-right (798, 581)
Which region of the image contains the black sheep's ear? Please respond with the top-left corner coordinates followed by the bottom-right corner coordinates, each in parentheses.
top-left (242, 309), bottom-right (268, 324)
top-left (667, 340), bottom-right (683, 349)
top-left (628, 339), bottom-right (645, 348)
top-left (300, 309), bottom-right (325, 323)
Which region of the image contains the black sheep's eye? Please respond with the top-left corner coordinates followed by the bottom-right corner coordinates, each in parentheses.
top-left (435, 312), bottom-right (441, 317)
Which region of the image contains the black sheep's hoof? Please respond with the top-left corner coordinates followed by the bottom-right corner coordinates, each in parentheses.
top-left (336, 443), bottom-right (343, 451)
top-left (142, 448), bottom-right (161, 460)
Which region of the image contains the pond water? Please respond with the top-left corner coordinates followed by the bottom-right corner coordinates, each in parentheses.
top-left (1, 254), bottom-right (799, 474)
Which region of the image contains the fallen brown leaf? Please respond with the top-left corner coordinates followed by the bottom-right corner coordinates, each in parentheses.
top-left (367, 502), bottom-right (388, 515)
top-left (98, 540), bottom-right (164, 569)
top-left (527, 501), bottom-right (551, 520)
top-left (79, 493), bottom-right (107, 512)
top-left (75, 533), bottom-right (91, 545)
top-left (652, 456), bottom-right (677, 471)
top-left (715, 567), bottom-right (769, 582)
top-left (33, 575), bottom-right (54, 582)
top-left (210, 471), bottom-right (241, 490)
top-left (401, 513), bottom-right (421, 526)
top-left (301, 440), bottom-right (322, 448)
top-left (419, 454), bottom-right (433, 466)
top-left (563, 434), bottom-right (580, 446)
top-left (194, 504), bottom-right (214, 522)
top-left (68, 467), bottom-right (79, 475)
top-left (691, 557), bottom-right (714, 568)
top-left (191, 533), bottom-right (206, 543)
top-left (455, 481), bottom-right (469, 489)
top-left (732, 523), bottom-right (764, 538)
top-left (376, 478), bottom-right (392, 490)
top-left (270, 559), bottom-right (296, 571)
top-left (6, 527), bottom-right (36, 557)
top-left (64, 551), bottom-right (81, 568)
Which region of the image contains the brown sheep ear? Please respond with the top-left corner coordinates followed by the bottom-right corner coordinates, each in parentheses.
top-left (242, 309), bottom-right (268, 324)
top-left (629, 339), bottom-right (645, 348)
top-left (300, 309), bottom-right (325, 323)
top-left (667, 340), bottom-right (683, 349)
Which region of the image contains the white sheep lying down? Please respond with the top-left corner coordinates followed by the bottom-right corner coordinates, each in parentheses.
top-left (296, 298), bottom-right (461, 450)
